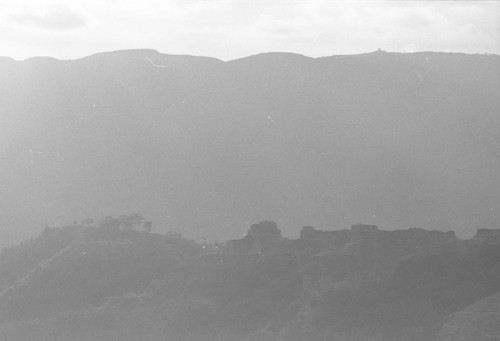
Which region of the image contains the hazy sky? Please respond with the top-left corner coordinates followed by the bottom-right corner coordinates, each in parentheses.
top-left (0, 0), bottom-right (499, 60)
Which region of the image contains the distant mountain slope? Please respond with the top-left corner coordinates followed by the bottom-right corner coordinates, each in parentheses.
top-left (0, 50), bottom-right (499, 241)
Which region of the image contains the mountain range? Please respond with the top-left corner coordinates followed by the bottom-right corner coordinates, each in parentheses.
top-left (0, 49), bottom-right (499, 243)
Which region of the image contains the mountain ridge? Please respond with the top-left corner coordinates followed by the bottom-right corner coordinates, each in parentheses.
top-left (3, 49), bottom-right (499, 63)
top-left (0, 49), bottom-right (499, 243)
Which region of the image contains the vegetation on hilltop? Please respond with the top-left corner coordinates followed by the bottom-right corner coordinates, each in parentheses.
top-left (0, 218), bottom-right (499, 340)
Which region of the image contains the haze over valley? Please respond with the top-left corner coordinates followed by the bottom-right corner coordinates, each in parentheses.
top-left (1, 0), bottom-right (499, 339)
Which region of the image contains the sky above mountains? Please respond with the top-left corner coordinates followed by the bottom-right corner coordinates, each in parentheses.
top-left (0, 0), bottom-right (498, 60)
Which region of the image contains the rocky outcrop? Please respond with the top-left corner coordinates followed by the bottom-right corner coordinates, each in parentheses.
top-left (473, 228), bottom-right (500, 244)
top-left (226, 221), bottom-right (287, 254)
top-left (300, 224), bottom-right (458, 290)
top-left (227, 222), bottom-right (461, 294)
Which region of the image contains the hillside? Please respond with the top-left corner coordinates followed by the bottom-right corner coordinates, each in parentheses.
top-left (437, 290), bottom-right (500, 341)
top-left (0, 216), bottom-right (202, 323)
top-left (1, 220), bottom-right (500, 340)
top-left (1, 50), bottom-right (499, 242)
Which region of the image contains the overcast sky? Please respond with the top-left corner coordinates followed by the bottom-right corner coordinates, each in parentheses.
top-left (0, 0), bottom-right (498, 60)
